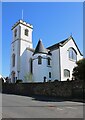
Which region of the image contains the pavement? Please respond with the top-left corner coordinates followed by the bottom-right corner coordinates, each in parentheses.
top-left (2, 94), bottom-right (84, 118)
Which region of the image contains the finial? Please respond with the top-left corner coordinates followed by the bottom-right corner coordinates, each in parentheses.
top-left (70, 33), bottom-right (72, 37)
top-left (39, 38), bottom-right (42, 42)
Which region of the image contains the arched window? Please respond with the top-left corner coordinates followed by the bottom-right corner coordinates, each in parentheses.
top-left (25, 29), bottom-right (28, 36)
top-left (38, 56), bottom-right (42, 64)
top-left (69, 48), bottom-right (77, 61)
top-left (47, 57), bottom-right (51, 65)
top-left (14, 29), bottom-right (17, 37)
top-left (12, 54), bottom-right (15, 67)
top-left (64, 69), bottom-right (70, 77)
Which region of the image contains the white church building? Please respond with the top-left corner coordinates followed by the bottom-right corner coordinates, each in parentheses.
top-left (10, 20), bottom-right (83, 83)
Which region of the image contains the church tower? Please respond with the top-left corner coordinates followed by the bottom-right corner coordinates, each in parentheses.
top-left (10, 20), bottom-right (33, 83)
top-left (32, 40), bottom-right (52, 82)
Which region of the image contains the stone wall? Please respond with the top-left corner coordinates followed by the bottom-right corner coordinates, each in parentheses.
top-left (2, 80), bottom-right (84, 99)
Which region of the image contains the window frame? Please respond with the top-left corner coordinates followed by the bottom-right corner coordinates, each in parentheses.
top-left (68, 47), bottom-right (77, 61)
top-left (25, 29), bottom-right (29, 36)
top-left (38, 56), bottom-right (42, 65)
top-left (14, 29), bottom-right (17, 37)
top-left (12, 54), bottom-right (15, 67)
top-left (47, 57), bottom-right (51, 66)
top-left (30, 58), bottom-right (33, 74)
top-left (64, 69), bottom-right (70, 77)
top-left (49, 72), bottom-right (51, 78)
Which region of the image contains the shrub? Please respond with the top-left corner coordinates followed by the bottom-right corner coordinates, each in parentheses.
top-left (72, 58), bottom-right (85, 80)
top-left (67, 79), bottom-right (69, 81)
top-left (54, 79), bottom-right (59, 82)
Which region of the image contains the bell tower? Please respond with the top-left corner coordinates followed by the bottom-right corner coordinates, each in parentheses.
top-left (10, 20), bottom-right (33, 83)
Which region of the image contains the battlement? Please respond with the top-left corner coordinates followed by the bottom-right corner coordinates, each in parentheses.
top-left (11, 19), bottom-right (33, 30)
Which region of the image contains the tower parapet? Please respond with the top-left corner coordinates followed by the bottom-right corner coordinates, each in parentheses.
top-left (12, 20), bottom-right (33, 30)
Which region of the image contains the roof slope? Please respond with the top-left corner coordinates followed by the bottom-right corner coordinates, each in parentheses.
top-left (33, 39), bottom-right (48, 55)
top-left (47, 36), bottom-right (83, 56)
top-left (47, 39), bottom-right (68, 51)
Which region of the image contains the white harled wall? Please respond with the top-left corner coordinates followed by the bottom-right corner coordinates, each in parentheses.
top-left (10, 40), bottom-right (19, 81)
top-left (19, 49), bottom-right (33, 82)
top-left (51, 49), bottom-right (60, 81)
top-left (10, 21), bottom-right (33, 83)
top-left (32, 54), bottom-right (52, 82)
top-left (60, 38), bottom-right (83, 81)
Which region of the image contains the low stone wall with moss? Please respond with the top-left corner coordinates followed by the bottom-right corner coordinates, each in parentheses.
top-left (2, 80), bottom-right (84, 99)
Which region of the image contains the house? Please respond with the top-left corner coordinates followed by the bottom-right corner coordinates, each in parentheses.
top-left (10, 20), bottom-right (83, 83)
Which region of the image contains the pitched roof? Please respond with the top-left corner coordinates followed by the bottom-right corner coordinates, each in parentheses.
top-left (33, 39), bottom-right (48, 55)
top-left (47, 38), bottom-right (68, 51)
top-left (26, 47), bottom-right (34, 52)
top-left (47, 36), bottom-right (83, 56)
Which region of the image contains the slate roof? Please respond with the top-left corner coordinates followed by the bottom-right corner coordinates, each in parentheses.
top-left (47, 38), bottom-right (68, 51)
top-left (33, 36), bottom-right (83, 56)
top-left (47, 36), bottom-right (83, 56)
top-left (33, 39), bottom-right (48, 55)
top-left (26, 47), bottom-right (34, 52)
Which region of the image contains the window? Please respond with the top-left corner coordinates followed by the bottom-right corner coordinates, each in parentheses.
top-left (49, 72), bottom-right (51, 78)
top-left (25, 29), bottom-right (28, 36)
top-left (69, 48), bottom-right (77, 61)
top-left (38, 56), bottom-right (42, 64)
top-left (47, 57), bottom-right (51, 65)
top-left (12, 54), bottom-right (15, 67)
top-left (14, 29), bottom-right (17, 37)
top-left (30, 59), bottom-right (33, 74)
top-left (64, 69), bottom-right (70, 77)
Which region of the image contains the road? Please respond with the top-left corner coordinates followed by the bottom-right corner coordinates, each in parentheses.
top-left (2, 94), bottom-right (83, 118)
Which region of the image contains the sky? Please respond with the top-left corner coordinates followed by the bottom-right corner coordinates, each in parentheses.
top-left (2, 2), bottom-right (83, 77)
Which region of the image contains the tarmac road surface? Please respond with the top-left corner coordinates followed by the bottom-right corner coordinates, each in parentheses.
top-left (2, 94), bottom-right (84, 118)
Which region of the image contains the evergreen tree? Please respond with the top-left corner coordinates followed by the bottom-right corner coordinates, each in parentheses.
top-left (72, 58), bottom-right (85, 80)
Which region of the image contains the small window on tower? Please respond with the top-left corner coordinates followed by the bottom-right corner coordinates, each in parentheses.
top-left (25, 29), bottom-right (28, 36)
top-left (14, 29), bottom-right (17, 37)
top-left (47, 57), bottom-right (51, 66)
top-left (38, 56), bottom-right (42, 65)
top-left (49, 72), bottom-right (51, 78)
top-left (12, 54), bottom-right (15, 67)
top-left (30, 58), bottom-right (33, 74)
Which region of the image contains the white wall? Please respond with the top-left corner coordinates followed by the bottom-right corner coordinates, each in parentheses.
top-left (51, 49), bottom-right (60, 81)
top-left (12, 23), bottom-right (33, 44)
top-left (19, 49), bottom-right (33, 82)
top-left (10, 40), bottom-right (20, 82)
top-left (20, 24), bottom-right (33, 44)
top-left (10, 21), bottom-right (33, 83)
top-left (60, 38), bottom-right (83, 81)
top-left (32, 54), bottom-right (52, 82)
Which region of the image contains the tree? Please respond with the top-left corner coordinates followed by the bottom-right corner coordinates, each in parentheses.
top-left (24, 73), bottom-right (33, 82)
top-left (72, 58), bottom-right (85, 80)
